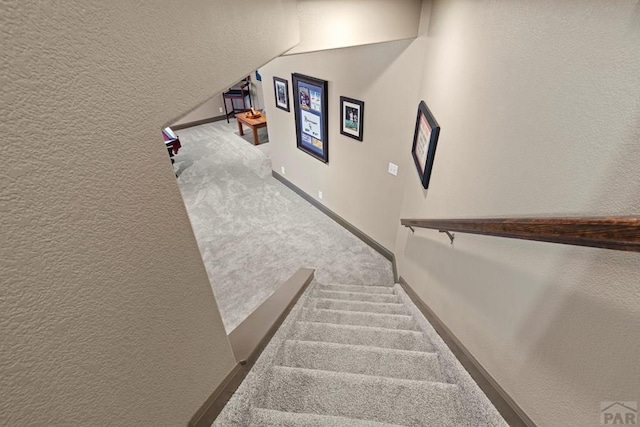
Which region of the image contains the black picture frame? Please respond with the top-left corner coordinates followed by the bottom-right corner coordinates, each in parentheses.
top-left (411, 101), bottom-right (440, 189)
top-left (339, 96), bottom-right (364, 141)
top-left (292, 73), bottom-right (329, 163)
top-left (273, 76), bottom-right (289, 112)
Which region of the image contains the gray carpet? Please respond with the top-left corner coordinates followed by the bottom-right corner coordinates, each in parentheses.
top-left (213, 280), bottom-right (508, 426)
top-left (174, 120), bottom-right (393, 332)
top-left (176, 121), bottom-right (506, 425)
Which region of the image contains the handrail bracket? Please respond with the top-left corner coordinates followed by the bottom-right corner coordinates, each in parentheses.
top-left (439, 230), bottom-right (455, 244)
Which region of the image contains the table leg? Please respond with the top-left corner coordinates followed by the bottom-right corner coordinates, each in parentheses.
top-left (237, 120), bottom-right (244, 136)
top-left (252, 126), bottom-right (259, 145)
top-left (223, 95), bottom-right (230, 123)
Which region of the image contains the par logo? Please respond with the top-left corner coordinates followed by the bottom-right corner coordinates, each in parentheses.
top-left (601, 402), bottom-right (637, 425)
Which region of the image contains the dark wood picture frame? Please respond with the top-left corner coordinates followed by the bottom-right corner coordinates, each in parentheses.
top-left (292, 73), bottom-right (329, 163)
top-left (273, 76), bottom-right (290, 112)
top-left (411, 101), bottom-right (440, 189)
top-left (339, 96), bottom-right (364, 141)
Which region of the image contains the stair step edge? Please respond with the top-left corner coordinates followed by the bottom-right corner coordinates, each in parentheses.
top-left (322, 282), bottom-right (395, 288)
top-left (295, 320), bottom-right (425, 335)
top-left (305, 308), bottom-right (414, 319)
top-left (249, 408), bottom-right (406, 427)
top-left (301, 308), bottom-right (420, 331)
top-left (318, 284), bottom-right (396, 294)
top-left (310, 297), bottom-right (405, 307)
top-left (282, 339), bottom-right (437, 356)
top-left (316, 290), bottom-right (399, 301)
top-left (270, 365), bottom-right (456, 388)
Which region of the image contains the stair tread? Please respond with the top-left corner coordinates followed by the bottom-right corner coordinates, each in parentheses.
top-left (310, 297), bottom-right (404, 307)
top-left (270, 365), bottom-right (451, 387)
top-left (296, 320), bottom-right (423, 335)
top-left (316, 289), bottom-right (399, 303)
top-left (249, 408), bottom-right (405, 426)
top-left (301, 307), bottom-right (418, 330)
top-left (280, 339), bottom-right (443, 381)
top-left (283, 339), bottom-right (435, 356)
top-left (318, 283), bottom-right (395, 295)
top-left (262, 366), bottom-right (460, 426)
top-left (292, 321), bottom-right (433, 352)
top-left (324, 282), bottom-right (395, 289)
top-left (311, 297), bottom-right (408, 315)
top-left (306, 307), bottom-right (412, 320)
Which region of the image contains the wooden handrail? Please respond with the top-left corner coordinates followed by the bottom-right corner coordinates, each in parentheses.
top-left (400, 217), bottom-right (640, 252)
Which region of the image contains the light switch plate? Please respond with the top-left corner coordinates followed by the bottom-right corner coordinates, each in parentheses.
top-left (318, 191), bottom-right (323, 199)
top-left (388, 162), bottom-right (398, 176)
top-left (281, 166), bottom-right (285, 175)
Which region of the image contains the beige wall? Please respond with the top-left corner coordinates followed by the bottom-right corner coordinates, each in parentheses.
top-left (395, 0), bottom-right (640, 425)
top-left (286, 0), bottom-right (422, 55)
top-left (172, 76), bottom-right (265, 127)
top-left (172, 94), bottom-right (226, 127)
top-left (262, 0), bottom-right (640, 425)
top-left (0, 1), bottom-right (298, 426)
top-left (252, 75), bottom-right (266, 111)
top-left (261, 37), bottom-right (424, 250)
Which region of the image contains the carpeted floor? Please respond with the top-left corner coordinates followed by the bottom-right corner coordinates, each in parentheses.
top-left (174, 120), bottom-right (393, 332)
top-left (176, 120), bottom-right (505, 426)
top-left (213, 280), bottom-right (507, 426)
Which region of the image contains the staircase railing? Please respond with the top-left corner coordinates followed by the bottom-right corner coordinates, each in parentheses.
top-left (400, 216), bottom-right (640, 252)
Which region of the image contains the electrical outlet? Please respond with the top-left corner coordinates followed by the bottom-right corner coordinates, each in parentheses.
top-left (318, 191), bottom-right (323, 200)
top-left (388, 162), bottom-right (398, 176)
top-left (281, 166), bottom-right (285, 175)
top-left (219, 107), bottom-right (223, 113)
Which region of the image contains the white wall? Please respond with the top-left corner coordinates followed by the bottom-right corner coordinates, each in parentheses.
top-left (261, 38), bottom-right (424, 250)
top-left (395, 0), bottom-right (640, 425)
top-left (286, 0), bottom-right (422, 55)
top-left (0, 0), bottom-right (298, 425)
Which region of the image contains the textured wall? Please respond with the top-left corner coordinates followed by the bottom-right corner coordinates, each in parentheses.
top-left (0, 0), bottom-right (298, 426)
top-left (286, 0), bottom-right (422, 55)
top-left (261, 37), bottom-right (424, 250)
top-left (395, 0), bottom-right (640, 425)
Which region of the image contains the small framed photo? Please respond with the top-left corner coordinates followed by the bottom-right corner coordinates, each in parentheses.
top-left (411, 101), bottom-right (440, 189)
top-left (273, 76), bottom-right (290, 112)
top-left (340, 96), bottom-right (364, 141)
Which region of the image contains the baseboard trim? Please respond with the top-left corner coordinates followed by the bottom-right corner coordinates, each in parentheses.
top-left (272, 171), bottom-right (394, 262)
top-left (171, 114), bottom-right (227, 131)
top-left (189, 268), bottom-right (315, 427)
top-left (187, 363), bottom-right (242, 427)
top-left (391, 254), bottom-right (398, 283)
top-left (228, 267), bottom-right (315, 362)
top-left (398, 276), bottom-right (535, 427)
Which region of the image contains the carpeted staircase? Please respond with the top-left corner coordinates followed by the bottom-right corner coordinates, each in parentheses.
top-left (214, 280), bottom-right (507, 426)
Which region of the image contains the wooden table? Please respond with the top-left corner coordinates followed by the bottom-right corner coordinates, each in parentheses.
top-left (236, 111), bottom-right (267, 145)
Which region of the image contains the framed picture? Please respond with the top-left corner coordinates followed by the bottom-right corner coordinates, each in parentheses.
top-left (273, 76), bottom-right (289, 112)
top-left (292, 73), bottom-right (329, 163)
top-left (340, 96), bottom-right (364, 141)
top-left (411, 101), bottom-right (440, 189)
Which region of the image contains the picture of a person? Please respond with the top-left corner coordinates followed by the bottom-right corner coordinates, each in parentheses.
top-left (277, 85), bottom-right (286, 104)
top-left (299, 87), bottom-right (310, 109)
top-left (345, 107), bottom-right (359, 130)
